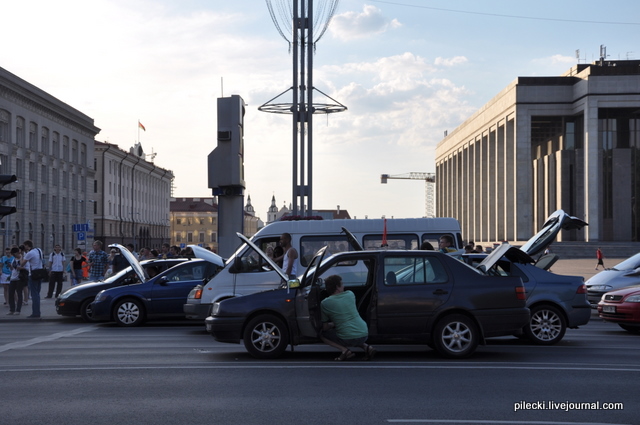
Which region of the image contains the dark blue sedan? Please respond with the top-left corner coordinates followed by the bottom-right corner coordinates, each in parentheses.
top-left (91, 244), bottom-right (223, 326)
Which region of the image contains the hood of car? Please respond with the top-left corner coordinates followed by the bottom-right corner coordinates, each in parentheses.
top-left (236, 232), bottom-right (288, 283)
top-left (187, 244), bottom-right (225, 267)
top-left (109, 243), bottom-right (147, 283)
top-left (476, 243), bottom-right (535, 273)
top-left (603, 285), bottom-right (640, 297)
top-left (518, 210), bottom-right (588, 257)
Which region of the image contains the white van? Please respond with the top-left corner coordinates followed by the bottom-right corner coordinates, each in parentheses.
top-left (183, 217), bottom-right (462, 320)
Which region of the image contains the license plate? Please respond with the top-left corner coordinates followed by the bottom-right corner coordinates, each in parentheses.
top-left (603, 305), bottom-right (616, 313)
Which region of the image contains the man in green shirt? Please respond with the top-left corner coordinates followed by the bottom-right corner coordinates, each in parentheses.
top-left (320, 275), bottom-right (376, 361)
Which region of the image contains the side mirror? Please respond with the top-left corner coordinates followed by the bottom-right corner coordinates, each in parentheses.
top-left (158, 276), bottom-right (169, 286)
top-left (288, 278), bottom-right (300, 289)
top-left (229, 257), bottom-right (242, 273)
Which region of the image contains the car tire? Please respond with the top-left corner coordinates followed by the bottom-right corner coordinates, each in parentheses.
top-left (113, 298), bottom-right (145, 327)
top-left (80, 299), bottom-right (97, 323)
top-left (618, 324), bottom-right (640, 334)
top-left (243, 314), bottom-right (289, 359)
top-left (524, 304), bottom-right (566, 345)
top-left (432, 314), bottom-right (479, 359)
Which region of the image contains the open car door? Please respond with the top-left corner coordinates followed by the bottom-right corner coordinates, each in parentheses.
top-left (295, 246), bottom-right (329, 339)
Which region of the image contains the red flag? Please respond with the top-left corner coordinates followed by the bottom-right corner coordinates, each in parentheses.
top-left (381, 218), bottom-right (388, 247)
top-left (138, 121), bottom-right (146, 131)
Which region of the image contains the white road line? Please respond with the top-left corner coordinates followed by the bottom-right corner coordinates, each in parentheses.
top-left (0, 327), bottom-right (97, 353)
top-left (387, 420), bottom-right (631, 425)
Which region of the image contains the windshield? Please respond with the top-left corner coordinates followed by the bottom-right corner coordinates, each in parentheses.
top-left (611, 253), bottom-right (640, 271)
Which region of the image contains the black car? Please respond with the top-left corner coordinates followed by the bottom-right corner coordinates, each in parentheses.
top-left (205, 237), bottom-right (530, 359)
top-left (56, 258), bottom-right (186, 322)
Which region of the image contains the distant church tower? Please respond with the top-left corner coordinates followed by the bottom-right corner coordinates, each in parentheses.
top-left (245, 195), bottom-right (255, 216)
top-left (267, 195), bottom-right (279, 223)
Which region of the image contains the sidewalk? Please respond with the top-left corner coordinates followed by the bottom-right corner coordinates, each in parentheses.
top-left (0, 257), bottom-right (622, 323)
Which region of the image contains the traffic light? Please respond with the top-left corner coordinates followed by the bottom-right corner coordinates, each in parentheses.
top-left (0, 174), bottom-right (18, 219)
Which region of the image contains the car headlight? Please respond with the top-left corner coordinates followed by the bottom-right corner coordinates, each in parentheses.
top-left (211, 302), bottom-right (221, 316)
top-left (624, 295), bottom-right (640, 303)
top-left (589, 285), bottom-right (612, 291)
top-left (94, 290), bottom-right (107, 302)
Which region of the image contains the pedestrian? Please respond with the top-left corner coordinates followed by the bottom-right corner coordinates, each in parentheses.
top-left (19, 245), bottom-right (28, 306)
top-left (158, 243), bottom-right (171, 259)
top-left (125, 243), bottom-right (139, 260)
top-left (109, 247), bottom-right (129, 274)
top-left (438, 235), bottom-right (457, 253)
top-left (596, 247), bottom-right (605, 270)
top-left (6, 247), bottom-right (28, 315)
top-left (70, 248), bottom-right (88, 286)
top-left (1, 247), bottom-right (12, 306)
top-left (320, 275), bottom-right (376, 361)
top-left (45, 244), bottom-right (66, 298)
top-left (21, 240), bottom-right (47, 318)
top-left (275, 233), bottom-right (298, 279)
top-left (87, 240), bottom-right (109, 281)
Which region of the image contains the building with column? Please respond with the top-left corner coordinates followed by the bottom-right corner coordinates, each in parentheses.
top-left (93, 141), bottom-right (173, 250)
top-left (0, 66), bottom-right (100, 251)
top-left (435, 59), bottom-right (640, 244)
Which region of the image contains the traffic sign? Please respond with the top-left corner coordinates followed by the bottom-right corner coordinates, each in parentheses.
top-left (77, 232), bottom-right (85, 241)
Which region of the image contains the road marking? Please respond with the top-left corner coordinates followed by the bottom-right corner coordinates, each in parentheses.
top-left (387, 420), bottom-right (631, 425)
top-left (1, 362), bottom-right (640, 373)
top-left (0, 327), bottom-right (97, 353)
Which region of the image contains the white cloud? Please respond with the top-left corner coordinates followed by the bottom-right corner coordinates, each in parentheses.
top-left (329, 4), bottom-right (401, 40)
top-left (434, 56), bottom-right (468, 67)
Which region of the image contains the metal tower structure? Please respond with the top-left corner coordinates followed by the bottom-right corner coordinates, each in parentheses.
top-left (381, 172), bottom-right (437, 218)
top-left (260, 0), bottom-right (346, 216)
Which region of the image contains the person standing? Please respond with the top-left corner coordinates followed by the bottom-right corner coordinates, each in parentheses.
top-left (71, 248), bottom-right (88, 286)
top-left (87, 240), bottom-right (109, 281)
top-left (277, 233), bottom-right (298, 279)
top-left (596, 247), bottom-right (605, 270)
top-left (1, 247), bottom-right (12, 306)
top-left (45, 244), bottom-right (66, 298)
top-left (21, 240), bottom-right (45, 318)
top-left (6, 248), bottom-right (27, 315)
top-left (438, 235), bottom-right (457, 253)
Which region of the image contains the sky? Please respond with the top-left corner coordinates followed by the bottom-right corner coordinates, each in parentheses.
top-left (2, 0), bottom-right (639, 220)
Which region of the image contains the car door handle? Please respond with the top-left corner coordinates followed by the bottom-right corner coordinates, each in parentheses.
top-left (433, 289), bottom-right (449, 295)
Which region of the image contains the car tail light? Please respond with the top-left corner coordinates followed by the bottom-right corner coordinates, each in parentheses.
top-left (515, 286), bottom-right (526, 300)
top-left (194, 288), bottom-right (203, 299)
top-left (576, 284), bottom-right (587, 294)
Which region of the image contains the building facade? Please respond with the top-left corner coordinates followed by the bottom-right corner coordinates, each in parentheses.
top-left (0, 66), bottom-right (100, 251)
top-left (93, 141), bottom-right (173, 250)
top-left (435, 60), bottom-right (640, 244)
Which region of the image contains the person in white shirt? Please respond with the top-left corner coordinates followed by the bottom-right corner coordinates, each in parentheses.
top-left (45, 244), bottom-right (66, 299)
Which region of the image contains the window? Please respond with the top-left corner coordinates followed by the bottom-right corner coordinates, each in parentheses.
top-left (15, 159), bottom-right (23, 178)
top-left (0, 109), bottom-right (9, 143)
top-left (29, 162), bottom-right (36, 181)
top-left (176, 232), bottom-right (182, 242)
top-left (29, 122), bottom-right (37, 149)
top-left (422, 233), bottom-right (456, 250)
top-left (63, 136), bottom-right (69, 161)
top-left (0, 155), bottom-right (8, 174)
top-left (176, 218), bottom-right (182, 225)
top-left (52, 195), bottom-right (58, 212)
top-left (299, 235), bottom-right (352, 267)
top-left (363, 233), bottom-right (419, 250)
top-left (63, 171), bottom-right (68, 188)
top-left (41, 165), bottom-right (48, 183)
top-left (29, 192), bottom-right (35, 211)
top-left (210, 232), bottom-right (216, 242)
top-left (16, 117), bottom-right (25, 146)
top-left (52, 132), bottom-right (60, 157)
top-left (199, 232), bottom-right (205, 243)
top-left (81, 143), bottom-right (87, 166)
top-left (72, 139), bottom-right (78, 162)
top-left (52, 168), bottom-right (58, 186)
top-left (187, 232), bottom-right (193, 242)
top-left (41, 194), bottom-right (48, 211)
top-left (41, 127), bottom-right (49, 154)
top-left (384, 256), bottom-right (448, 286)
top-left (62, 197), bottom-right (67, 213)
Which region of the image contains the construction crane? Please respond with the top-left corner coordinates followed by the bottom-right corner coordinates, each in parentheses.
top-left (380, 172), bottom-right (436, 218)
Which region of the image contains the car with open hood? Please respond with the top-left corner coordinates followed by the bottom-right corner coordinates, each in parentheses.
top-left (56, 256), bottom-right (186, 322)
top-left (586, 253), bottom-right (640, 306)
top-left (462, 210), bottom-right (591, 345)
top-left (204, 232), bottom-right (529, 359)
top-left (90, 244), bottom-right (223, 326)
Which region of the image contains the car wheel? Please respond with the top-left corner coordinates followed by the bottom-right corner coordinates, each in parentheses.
top-left (113, 298), bottom-right (145, 327)
top-left (80, 299), bottom-right (97, 323)
top-left (432, 314), bottom-right (479, 359)
top-left (524, 305), bottom-right (566, 345)
top-left (618, 324), bottom-right (640, 334)
top-left (243, 314), bottom-right (289, 359)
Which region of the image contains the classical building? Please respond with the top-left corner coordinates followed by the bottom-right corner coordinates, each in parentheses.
top-left (0, 66), bottom-right (100, 251)
top-left (170, 197), bottom-right (261, 253)
top-left (93, 141), bottom-right (173, 250)
top-left (435, 59), bottom-right (640, 244)
top-left (265, 195), bottom-right (351, 223)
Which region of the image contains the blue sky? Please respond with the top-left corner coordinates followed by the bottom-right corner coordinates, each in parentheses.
top-left (2, 0), bottom-right (639, 220)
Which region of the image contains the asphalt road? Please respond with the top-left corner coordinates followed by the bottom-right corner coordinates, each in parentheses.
top-left (1, 257), bottom-right (637, 425)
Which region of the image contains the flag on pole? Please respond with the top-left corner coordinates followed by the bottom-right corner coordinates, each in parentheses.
top-left (381, 218), bottom-right (388, 247)
top-left (138, 121), bottom-right (146, 131)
